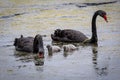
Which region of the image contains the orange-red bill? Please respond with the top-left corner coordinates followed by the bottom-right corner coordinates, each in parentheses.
top-left (38, 52), bottom-right (44, 58)
top-left (103, 15), bottom-right (108, 22)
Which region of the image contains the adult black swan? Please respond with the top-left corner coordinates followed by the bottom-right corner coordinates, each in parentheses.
top-left (51, 10), bottom-right (108, 44)
top-left (14, 34), bottom-right (44, 58)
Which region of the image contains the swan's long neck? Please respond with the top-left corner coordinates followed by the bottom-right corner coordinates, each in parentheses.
top-left (90, 12), bottom-right (98, 43)
top-left (33, 35), bottom-right (44, 53)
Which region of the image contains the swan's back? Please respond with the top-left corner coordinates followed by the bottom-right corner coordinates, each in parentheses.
top-left (14, 36), bottom-right (34, 52)
top-left (52, 29), bottom-right (88, 42)
top-left (62, 29), bottom-right (88, 42)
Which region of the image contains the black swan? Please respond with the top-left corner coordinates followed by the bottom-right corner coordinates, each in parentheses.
top-left (51, 10), bottom-right (108, 44)
top-left (14, 34), bottom-right (44, 58)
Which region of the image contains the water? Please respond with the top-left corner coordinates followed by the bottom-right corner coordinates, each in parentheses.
top-left (0, 0), bottom-right (120, 80)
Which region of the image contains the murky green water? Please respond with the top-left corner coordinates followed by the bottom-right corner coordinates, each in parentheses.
top-left (0, 0), bottom-right (120, 80)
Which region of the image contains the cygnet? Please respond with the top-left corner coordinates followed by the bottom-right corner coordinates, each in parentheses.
top-left (63, 44), bottom-right (78, 52)
top-left (46, 45), bottom-right (61, 55)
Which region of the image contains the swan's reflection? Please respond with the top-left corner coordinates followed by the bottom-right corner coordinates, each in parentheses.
top-left (14, 50), bottom-right (33, 62)
top-left (14, 50), bottom-right (44, 66)
top-left (33, 54), bottom-right (44, 66)
top-left (50, 41), bottom-right (109, 76)
top-left (92, 45), bottom-right (108, 76)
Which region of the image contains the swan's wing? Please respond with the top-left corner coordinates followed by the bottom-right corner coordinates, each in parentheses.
top-left (51, 34), bottom-right (73, 42)
top-left (14, 37), bottom-right (34, 52)
top-left (62, 29), bottom-right (88, 42)
top-left (51, 29), bottom-right (88, 42)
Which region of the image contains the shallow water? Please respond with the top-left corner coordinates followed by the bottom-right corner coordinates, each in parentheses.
top-left (0, 0), bottom-right (120, 80)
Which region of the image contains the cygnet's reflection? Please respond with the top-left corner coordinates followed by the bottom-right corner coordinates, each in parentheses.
top-left (35, 66), bottom-right (44, 72)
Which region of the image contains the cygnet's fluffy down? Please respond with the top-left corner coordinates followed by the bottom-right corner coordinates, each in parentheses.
top-left (46, 45), bottom-right (61, 53)
top-left (63, 44), bottom-right (78, 52)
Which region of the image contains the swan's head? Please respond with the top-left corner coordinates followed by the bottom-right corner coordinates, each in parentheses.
top-left (38, 49), bottom-right (44, 58)
top-left (54, 29), bottom-right (62, 36)
top-left (97, 10), bottom-right (108, 22)
top-left (14, 35), bottom-right (23, 46)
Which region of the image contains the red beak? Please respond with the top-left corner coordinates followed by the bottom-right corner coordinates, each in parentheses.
top-left (38, 52), bottom-right (44, 58)
top-left (103, 15), bottom-right (108, 22)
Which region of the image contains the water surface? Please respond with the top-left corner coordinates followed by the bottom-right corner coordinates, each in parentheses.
top-left (0, 0), bottom-right (120, 80)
